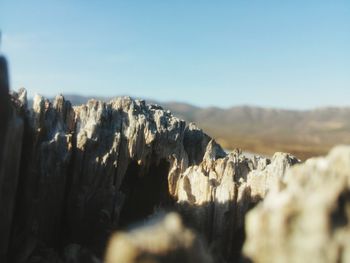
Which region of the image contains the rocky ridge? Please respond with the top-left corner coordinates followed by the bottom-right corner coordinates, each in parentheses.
top-left (1, 84), bottom-right (350, 262)
top-left (0, 84), bottom-right (301, 263)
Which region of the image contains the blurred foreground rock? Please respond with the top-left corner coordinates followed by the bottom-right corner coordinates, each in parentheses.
top-left (244, 145), bottom-right (350, 263)
top-left (0, 56), bottom-right (24, 262)
top-left (105, 212), bottom-right (213, 263)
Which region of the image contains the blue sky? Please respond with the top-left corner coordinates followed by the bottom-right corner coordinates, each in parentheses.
top-left (1, 0), bottom-right (349, 108)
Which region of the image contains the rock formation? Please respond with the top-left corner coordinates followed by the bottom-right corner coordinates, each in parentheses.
top-left (0, 82), bottom-right (302, 263)
top-left (1, 72), bottom-right (349, 262)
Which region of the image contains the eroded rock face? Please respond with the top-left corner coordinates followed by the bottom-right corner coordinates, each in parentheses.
top-left (65, 97), bottom-right (190, 254)
top-left (8, 93), bottom-right (75, 263)
top-left (1, 90), bottom-right (207, 262)
top-left (176, 141), bottom-right (299, 262)
top-left (0, 87), bottom-right (307, 263)
top-left (243, 146), bottom-right (350, 263)
top-left (246, 152), bottom-right (300, 201)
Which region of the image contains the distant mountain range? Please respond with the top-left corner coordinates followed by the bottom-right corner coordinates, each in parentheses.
top-left (31, 94), bottom-right (350, 160)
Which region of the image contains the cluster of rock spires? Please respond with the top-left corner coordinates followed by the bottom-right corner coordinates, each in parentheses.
top-left (1, 61), bottom-right (350, 262)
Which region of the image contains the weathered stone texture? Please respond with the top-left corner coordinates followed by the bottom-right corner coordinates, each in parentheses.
top-left (176, 141), bottom-right (299, 262)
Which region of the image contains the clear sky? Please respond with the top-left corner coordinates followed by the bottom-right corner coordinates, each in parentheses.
top-left (1, 0), bottom-right (349, 109)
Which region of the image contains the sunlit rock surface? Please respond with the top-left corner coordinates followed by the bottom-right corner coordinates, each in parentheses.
top-left (176, 141), bottom-right (299, 262)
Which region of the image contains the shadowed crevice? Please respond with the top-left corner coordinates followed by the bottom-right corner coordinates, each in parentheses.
top-left (118, 159), bottom-right (173, 228)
